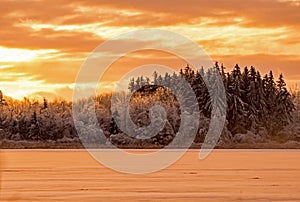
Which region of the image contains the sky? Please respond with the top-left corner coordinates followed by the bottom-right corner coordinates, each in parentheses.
top-left (0, 0), bottom-right (300, 100)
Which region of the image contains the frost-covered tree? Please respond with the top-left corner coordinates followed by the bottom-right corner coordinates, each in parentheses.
top-left (0, 62), bottom-right (296, 147)
top-left (128, 63), bottom-right (295, 137)
top-left (128, 78), bottom-right (135, 92)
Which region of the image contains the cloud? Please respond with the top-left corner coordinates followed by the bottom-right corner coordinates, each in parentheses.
top-left (0, 46), bottom-right (59, 62)
top-left (0, 0), bottom-right (300, 99)
top-left (1, 0), bottom-right (299, 55)
top-left (73, 0), bottom-right (300, 28)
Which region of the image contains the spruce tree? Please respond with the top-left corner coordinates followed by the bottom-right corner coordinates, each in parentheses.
top-left (128, 78), bottom-right (135, 92)
top-left (127, 63), bottom-right (295, 137)
top-left (153, 71), bottom-right (158, 85)
top-left (273, 74), bottom-right (295, 133)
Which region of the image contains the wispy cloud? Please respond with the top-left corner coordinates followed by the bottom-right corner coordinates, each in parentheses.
top-left (0, 0), bottom-right (299, 99)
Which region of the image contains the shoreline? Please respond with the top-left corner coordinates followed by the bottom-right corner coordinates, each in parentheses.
top-left (1, 140), bottom-right (300, 150)
top-left (1, 149), bottom-right (300, 152)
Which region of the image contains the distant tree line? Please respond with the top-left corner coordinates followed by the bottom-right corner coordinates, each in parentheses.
top-left (128, 63), bottom-right (295, 136)
top-left (0, 97), bottom-right (76, 142)
top-left (0, 62), bottom-right (296, 147)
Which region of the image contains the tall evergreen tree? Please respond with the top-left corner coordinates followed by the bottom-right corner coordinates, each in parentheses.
top-left (129, 78), bottom-right (135, 92)
top-left (128, 63), bottom-right (295, 136)
top-left (273, 74), bottom-right (295, 133)
top-left (153, 71), bottom-right (158, 85)
top-left (135, 77), bottom-right (141, 90)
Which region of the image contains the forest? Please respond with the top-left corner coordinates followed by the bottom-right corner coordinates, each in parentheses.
top-left (0, 62), bottom-right (300, 149)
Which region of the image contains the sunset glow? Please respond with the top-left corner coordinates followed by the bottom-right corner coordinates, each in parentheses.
top-left (0, 0), bottom-right (300, 100)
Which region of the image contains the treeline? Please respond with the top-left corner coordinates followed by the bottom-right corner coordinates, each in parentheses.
top-left (128, 63), bottom-right (295, 136)
top-left (0, 62), bottom-right (297, 147)
top-left (0, 96), bottom-right (77, 141)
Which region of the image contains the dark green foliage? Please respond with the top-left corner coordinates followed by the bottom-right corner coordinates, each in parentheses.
top-left (128, 63), bottom-right (295, 136)
top-left (109, 111), bottom-right (121, 135)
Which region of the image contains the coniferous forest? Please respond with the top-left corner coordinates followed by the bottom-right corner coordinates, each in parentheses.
top-left (0, 63), bottom-right (300, 149)
top-left (128, 63), bottom-right (295, 136)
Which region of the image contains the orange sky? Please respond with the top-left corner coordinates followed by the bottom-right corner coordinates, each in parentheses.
top-left (0, 0), bottom-right (300, 100)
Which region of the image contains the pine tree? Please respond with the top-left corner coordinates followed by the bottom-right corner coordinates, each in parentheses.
top-left (157, 75), bottom-right (163, 86)
top-left (153, 71), bottom-right (158, 85)
top-left (128, 78), bottom-right (135, 92)
top-left (42, 98), bottom-right (48, 110)
top-left (135, 77), bottom-right (141, 91)
top-left (127, 63), bottom-right (295, 137)
top-left (109, 111), bottom-right (121, 135)
top-left (145, 77), bottom-right (151, 85)
top-left (241, 66), bottom-right (251, 130)
top-left (220, 64), bottom-right (227, 88)
top-left (29, 111), bottom-right (39, 141)
top-left (273, 74), bottom-right (295, 133)
top-left (263, 71), bottom-right (278, 134)
top-left (140, 76), bottom-right (145, 87)
top-left (247, 67), bottom-right (259, 129)
top-left (164, 72), bottom-right (171, 88)
top-left (255, 72), bottom-right (267, 125)
top-left (277, 74), bottom-right (286, 91)
top-left (226, 64), bottom-right (247, 133)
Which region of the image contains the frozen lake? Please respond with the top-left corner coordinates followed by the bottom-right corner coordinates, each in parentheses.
top-left (0, 150), bottom-right (299, 201)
